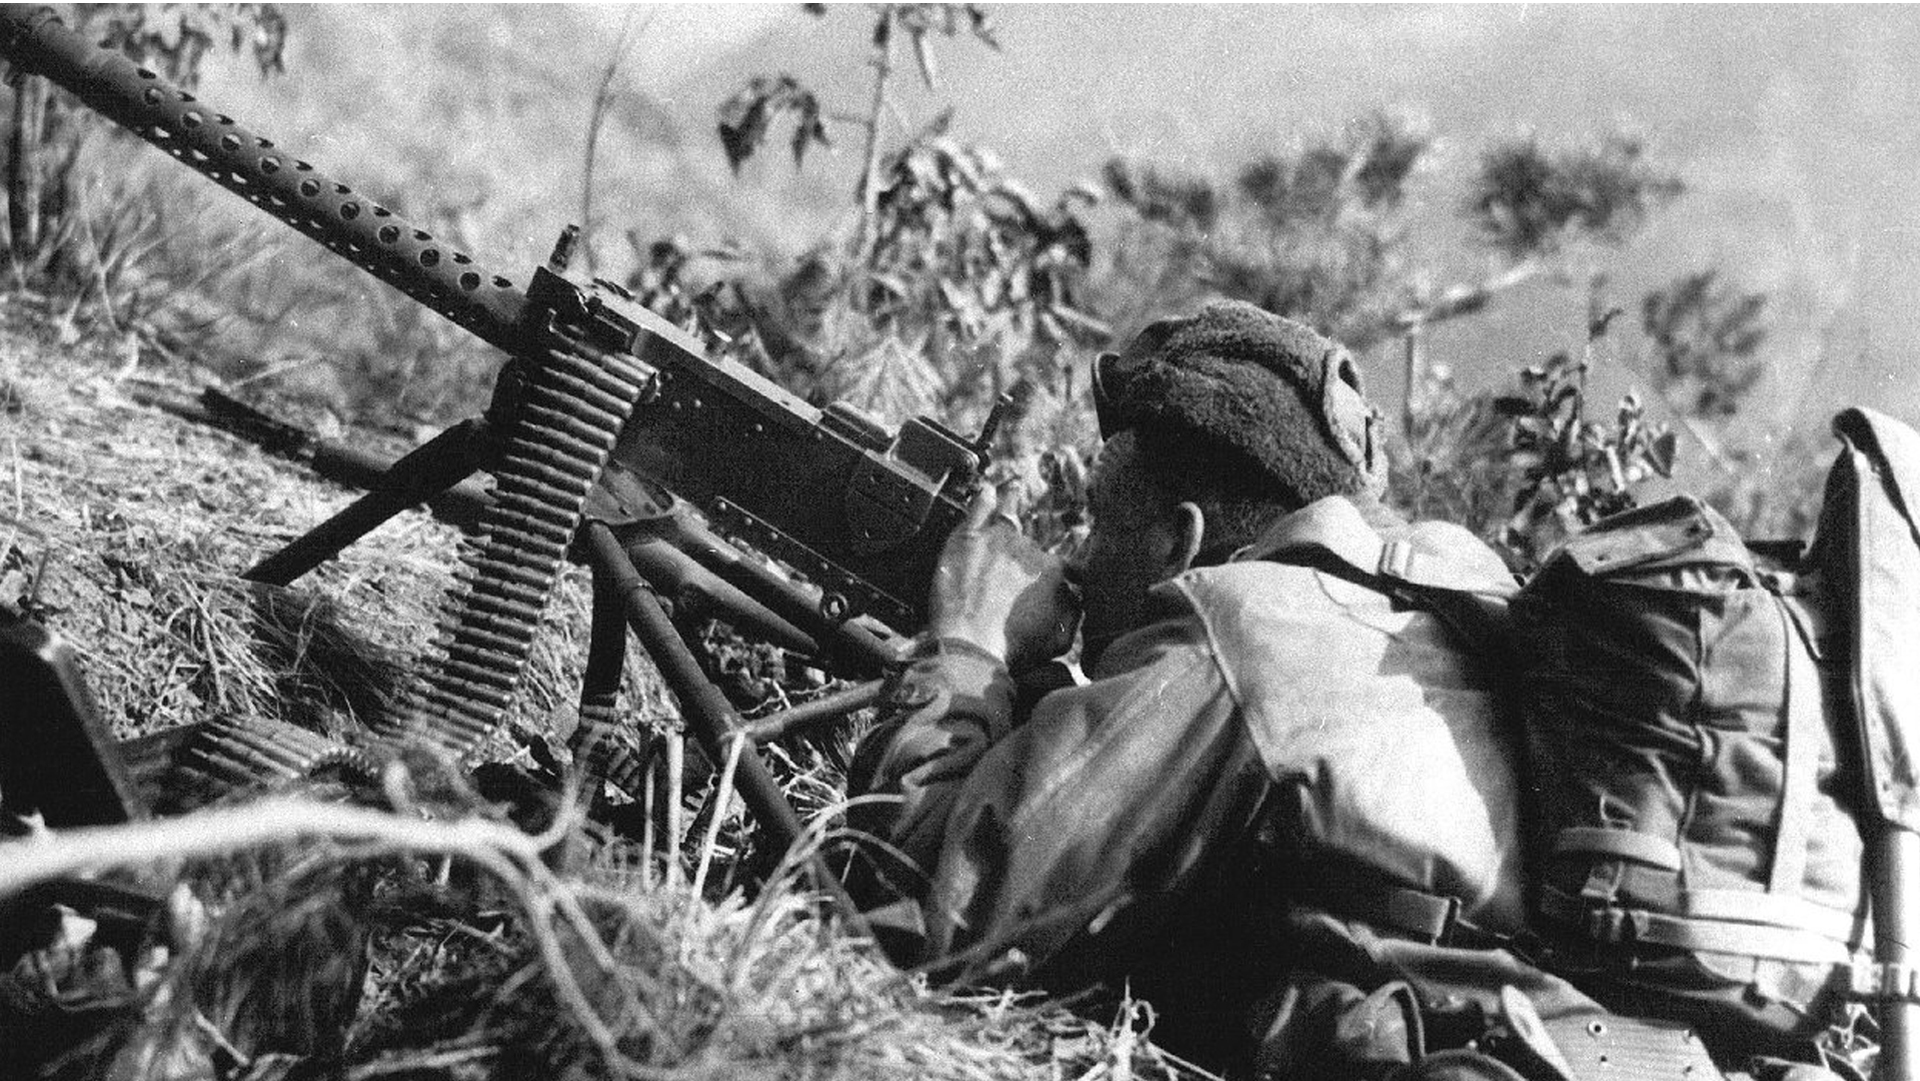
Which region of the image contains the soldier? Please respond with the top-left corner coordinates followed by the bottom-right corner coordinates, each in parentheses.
top-left (847, 301), bottom-right (1605, 1078)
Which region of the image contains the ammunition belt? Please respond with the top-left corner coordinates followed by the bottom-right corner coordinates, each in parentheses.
top-left (389, 343), bottom-right (651, 757)
top-left (180, 716), bottom-right (381, 792)
top-left (166, 342), bottom-right (650, 799)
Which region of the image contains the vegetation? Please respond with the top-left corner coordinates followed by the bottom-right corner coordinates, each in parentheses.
top-left (0, 4), bottom-right (1861, 1078)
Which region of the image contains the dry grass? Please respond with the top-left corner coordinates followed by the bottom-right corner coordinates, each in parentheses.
top-left (8, 788), bottom-right (1205, 1079)
top-left (0, 290), bottom-right (668, 752)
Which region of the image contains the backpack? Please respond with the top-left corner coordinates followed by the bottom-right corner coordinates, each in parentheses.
top-left (1506, 406), bottom-right (1920, 1053)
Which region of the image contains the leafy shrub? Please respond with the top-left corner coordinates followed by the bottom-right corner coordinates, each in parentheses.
top-left (1470, 133), bottom-right (1683, 261)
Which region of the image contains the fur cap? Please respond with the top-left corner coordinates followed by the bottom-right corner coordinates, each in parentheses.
top-left (1093, 300), bottom-right (1387, 498)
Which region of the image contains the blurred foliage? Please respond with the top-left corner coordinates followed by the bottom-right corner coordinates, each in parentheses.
top-left (1471, 134), bottom-right (1684, 261)
top-left (1098, 117), bottom-right (1690, 355)
top-left (1641, 268), bottom-right (1769, 420)
top-left (87, 3), bottom-right (289, 85)
top-left (1100, 113), bottom-right (1429, 349)
top-left (718, 74), bottom-right (830, 173)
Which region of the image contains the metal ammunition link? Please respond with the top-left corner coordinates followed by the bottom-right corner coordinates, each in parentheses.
top-left (388, 336), bottom-right (651, 757)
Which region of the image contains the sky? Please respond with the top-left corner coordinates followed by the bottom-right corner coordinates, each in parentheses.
top-left (194, 5), bottom-right (1920, 458)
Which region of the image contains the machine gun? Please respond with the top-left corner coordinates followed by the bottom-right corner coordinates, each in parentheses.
top-left (0, 8), bottom-right (996, 917)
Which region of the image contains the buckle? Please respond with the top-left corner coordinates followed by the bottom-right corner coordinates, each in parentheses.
top-left (1377, 885), bottom-right (1461, 945)
top-left (1582, 906), bottom-right (1632, 944)
top-left (1850, 960), bottom-right (1920, 1003)
top-left (1433, 893), bottom-right (1464, 946)
top-left (1378, 539), bottom-right (1416, 582)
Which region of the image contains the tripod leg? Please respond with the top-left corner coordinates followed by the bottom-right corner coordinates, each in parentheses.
top-left (246, 419), bottom-right (492, 586)
top-left (740, 679), bottom-right (883, 745)
top-left (548, 568), bottom-right (635, 876)
top-left (582, 522), bottom-right (868, 933)
top-left (570, 565), bottom-right (648, 799)
top-left (1874, 828), bottom-right (1920, 1081)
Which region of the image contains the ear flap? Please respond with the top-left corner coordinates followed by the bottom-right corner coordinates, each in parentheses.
top-left (1318, 347), bottom-right (1388, 496)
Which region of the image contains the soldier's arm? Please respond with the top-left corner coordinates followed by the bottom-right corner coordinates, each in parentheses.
top-left (845, 635), bottom-right (1020, 889)
top-left (847, 593), bottom-right (1271, 979)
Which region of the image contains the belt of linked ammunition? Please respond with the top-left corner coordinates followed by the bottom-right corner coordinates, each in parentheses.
top-left (183, 716), bottom-right (382, 791)
top-left (390, 342), bottom-right (652, 757)
top-left (175, 340), bottom-right (652, 796)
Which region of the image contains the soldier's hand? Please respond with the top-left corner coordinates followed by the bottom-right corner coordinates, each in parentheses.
top-left (928, 483), bottom-right (1081, 671)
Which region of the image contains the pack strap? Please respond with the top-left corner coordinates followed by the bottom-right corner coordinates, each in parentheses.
top-left (1554, 827), bottom-right (1681, 871)
top-left (1242, 497), bottom-right (1517, 657)
top-left (1770, 598), bottom-right (1824, 895)
top-left (1550, 856), bottom-right (1864, 943)
top-left (1539, 886), bottom-right (1857, 966)
top-left (1683, 888), bottom-right (1862, 943)
top-left (1276, 880), bottom-right (1504, 950)
top-left (1241, 497), bottom-right (1516, 599)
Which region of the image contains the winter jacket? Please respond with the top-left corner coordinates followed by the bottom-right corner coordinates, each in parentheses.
top-left (848, 496), bottom-right (1601, 1072)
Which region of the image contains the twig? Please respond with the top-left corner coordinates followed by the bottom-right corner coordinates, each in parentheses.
top-left (1, 432), bottom-right (23, 573)
top-left (1400, 326), bottom-right (1422, 445)
top-left (579, 8), bottom-right (651, 276)
top-left (193, 1011), bottom-right (252, 1071)
top-left (226, 352), bottom-right (328, 390)
top-left (1149, 1044), bottom-right (1228, 1081)
top-left (741, 679), bottom-right (882, 743)
top-left (690, 732), bottom-right (745, 897)
top-left (853, 6), bottom-right (898, 270)
top-left (641, 758), bottom-right (657, 890)
top-left (1611, 339), bottom-right (1743, 479)
top-left (1386, 259), bottom-right (1545, 335)
top-left (663, 729), bottom-right (685, 888)
top-left (75, 177), bottom-right (121, 334)
top-left (347, 1044), bottom-right (500, 1080)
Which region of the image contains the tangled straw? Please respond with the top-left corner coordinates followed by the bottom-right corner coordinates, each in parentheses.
top-left (0, 795), bottom-right (689, 1079)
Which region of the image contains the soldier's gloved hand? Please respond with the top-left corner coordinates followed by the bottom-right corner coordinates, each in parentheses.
top-left (928, 483), bottom-right (1081, 672)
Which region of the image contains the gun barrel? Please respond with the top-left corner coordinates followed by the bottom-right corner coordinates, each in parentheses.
top-left (0, 7), bottom-right (531, 354)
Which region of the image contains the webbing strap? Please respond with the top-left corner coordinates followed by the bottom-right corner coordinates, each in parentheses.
top-left (1276, 881), bottom-right (1507, 950)
top-left (1244, 497), bottom-right (1515, 599)
top-left (1554, 826), bottom-right (1682, 871)
top-left (1539, 886), bottom-right (1855, 966)
top-left (1631, 908), bottom-right (1852, 965)
top-left (1282, 882), bottom-right (1455, 941)
top-left (1770, 598), bottom-right (1823, 895)
top-left (1682, 888), bottom-right (1864, 944)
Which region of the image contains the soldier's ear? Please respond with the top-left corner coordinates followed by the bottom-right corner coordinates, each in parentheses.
top-left (1168, 501), bottom-right (1206, 575)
